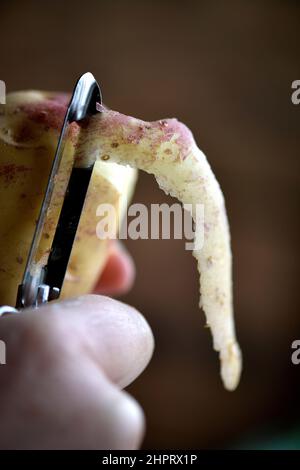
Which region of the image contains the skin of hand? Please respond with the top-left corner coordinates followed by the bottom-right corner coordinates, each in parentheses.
top-left (0, 242), bottom-right (154, 449)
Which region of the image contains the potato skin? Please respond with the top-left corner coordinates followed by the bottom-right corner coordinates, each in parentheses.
top-left (0, 92), bottom-right (137, 306)
top-left (77, 107), bottom-right (241, 390)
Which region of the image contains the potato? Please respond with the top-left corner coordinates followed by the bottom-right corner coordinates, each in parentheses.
top-left (0, 92), bottom-right (241, 390)
top-left (0, 92), bottom-right (137, 305)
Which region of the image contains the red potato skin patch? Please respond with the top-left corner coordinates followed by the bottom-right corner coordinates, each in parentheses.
top-left (0, 163), bottom-right (32, 184)
top-left (19, 94), bottom-right (79, 142)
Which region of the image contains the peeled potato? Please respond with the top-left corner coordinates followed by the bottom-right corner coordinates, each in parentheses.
top-left (0, 91), bottom-right (137, 305)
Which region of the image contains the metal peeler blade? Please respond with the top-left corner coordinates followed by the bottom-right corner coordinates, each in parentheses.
top-left (16, 72), bottom-right (102, 309)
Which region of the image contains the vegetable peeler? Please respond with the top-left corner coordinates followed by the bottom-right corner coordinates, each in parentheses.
top-left (0, 72), bottom-right (102, 315)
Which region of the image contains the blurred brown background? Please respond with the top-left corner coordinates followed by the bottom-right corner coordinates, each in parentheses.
top-left (1, 0), bottom-right (299, 449)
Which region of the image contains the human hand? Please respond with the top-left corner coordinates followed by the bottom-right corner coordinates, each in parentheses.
top-left (0, 243), bottom-right (154, 449)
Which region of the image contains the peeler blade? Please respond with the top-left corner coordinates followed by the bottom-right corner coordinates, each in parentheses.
top-left (16, 73), bottom-right (102, 309)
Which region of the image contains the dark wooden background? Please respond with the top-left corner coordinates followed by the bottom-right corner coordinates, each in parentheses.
top-left (1, 0), bottom-right (299, 448)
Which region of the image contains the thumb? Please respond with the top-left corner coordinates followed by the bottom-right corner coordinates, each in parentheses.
top-left (0, 295), bottom-right (154, 449)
